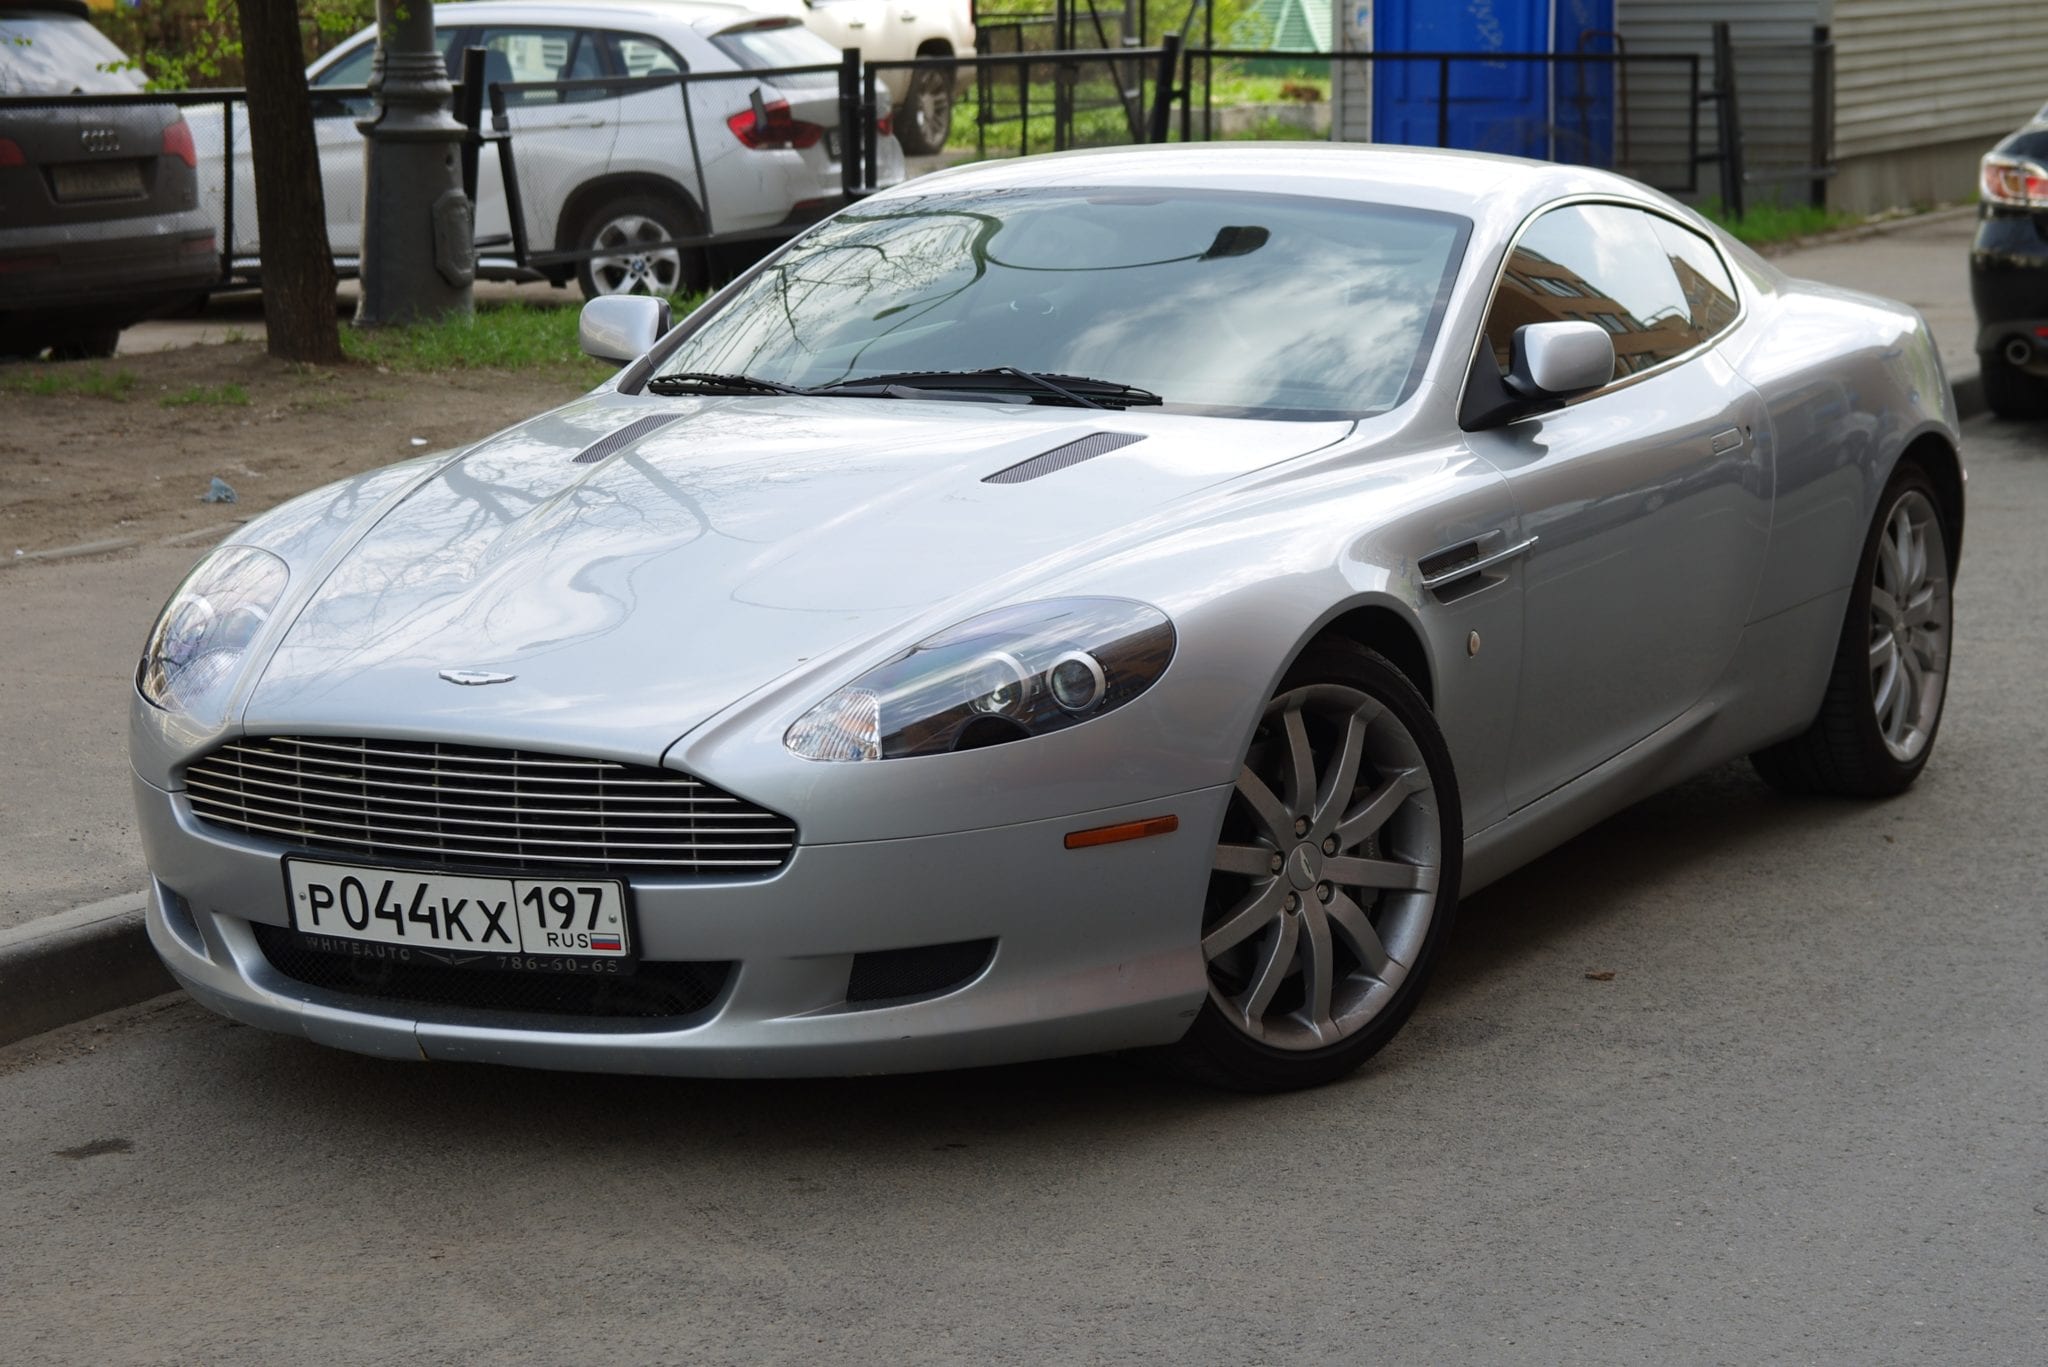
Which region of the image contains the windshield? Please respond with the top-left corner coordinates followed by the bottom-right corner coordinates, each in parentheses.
top-left (657, 186), bottom-right (1471, 419)
top-left (0, 14), bottom-right (143, 94)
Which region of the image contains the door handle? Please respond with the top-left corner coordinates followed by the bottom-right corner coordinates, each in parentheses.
top-left (563, 116), bottom-right (607, 129)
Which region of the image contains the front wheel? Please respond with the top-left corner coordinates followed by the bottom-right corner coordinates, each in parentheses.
top-left (571, 195), bottom-right (706, 301)
top-left (1167, 640), bottom-right (1462, 1092)
top-left (1751, 462), bottom-right (1955, 796)
top-left (895, 66), bottom-right (954, 156)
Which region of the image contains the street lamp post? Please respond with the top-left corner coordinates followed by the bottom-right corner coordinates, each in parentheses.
top-left (356, 0), bottom-right (473, 325)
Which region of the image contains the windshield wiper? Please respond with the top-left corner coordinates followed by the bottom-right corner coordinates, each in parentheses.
top-left (809, 368), bottom-right (1163, 409)
top-left (646, 371), bottom-right (810, 397)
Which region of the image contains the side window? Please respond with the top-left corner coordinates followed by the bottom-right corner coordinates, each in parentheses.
top-left (1651, 218), bottom-right (1741, 345)
top-left (477, 27), bottom-right (605, 105)
top-left (608, 32), bottom-right (688, 78)
top-left (1481, 203), bottom-right (1697, 387)
top-left (313, 41), bottom-right (376, 89)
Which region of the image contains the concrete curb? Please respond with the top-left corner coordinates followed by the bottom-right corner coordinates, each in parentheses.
top-left (0, 892), bottom-right (174, 1048)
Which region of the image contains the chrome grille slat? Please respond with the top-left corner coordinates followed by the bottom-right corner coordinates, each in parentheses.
top-left (183, 773), bottom-right (767, 820)
top-left (182, 736), bottom-right (797, 878)
top-left (186, 791), bottom-right (793, 840)
top-left (200, 756), bottom-right (738, 802)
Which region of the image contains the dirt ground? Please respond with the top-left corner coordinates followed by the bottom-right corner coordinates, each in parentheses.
top-left (1, 342), bottom-right (595, 555)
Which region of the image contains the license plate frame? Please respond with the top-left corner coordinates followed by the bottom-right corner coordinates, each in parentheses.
top-left (50, 160), bottom-right (145, 202)
top-left (284, 858), bottom-right (634, 976)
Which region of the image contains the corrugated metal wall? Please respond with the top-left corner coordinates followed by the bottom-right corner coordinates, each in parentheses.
top-left (1831, 0), bottom-right (2046, 160)
top-left (1610, 0), bottom-right (1823, 201)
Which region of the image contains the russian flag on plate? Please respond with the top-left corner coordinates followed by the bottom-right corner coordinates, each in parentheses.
top-left (590, 934), bottom-right (623, 952)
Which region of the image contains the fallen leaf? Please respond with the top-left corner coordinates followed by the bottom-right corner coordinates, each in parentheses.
top-left (1584, 970), bottom-right (1616, 982)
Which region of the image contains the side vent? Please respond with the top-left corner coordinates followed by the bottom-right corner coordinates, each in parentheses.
top-left (983, 431), bottom-right (1143, 484)
top-left (572, 412), bottom-right (684, 465)
top-left (1417, 530), bottom-right (1537, 603)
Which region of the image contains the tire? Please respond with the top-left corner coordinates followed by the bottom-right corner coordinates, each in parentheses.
top-left (1750, 461), bottom-right (1954, 797)
top-left (570, 194), bottom-right (707, 302)
top-left (1165, 639), bottom-right (1463, 1092)
top-left (49, 328), bottom-right (121, 361)
top-left (1981, 356), bottom-right (2048, 421)
top-left (895, 65), bottom-right (954, 156)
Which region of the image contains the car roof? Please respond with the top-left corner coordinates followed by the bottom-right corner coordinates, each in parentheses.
top-left (892, 142), bottom-right (1701, 245)
top-left (430, 0), bottom-right (780, 25)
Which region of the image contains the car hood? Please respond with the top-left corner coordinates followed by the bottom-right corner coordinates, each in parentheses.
top-left (242, 394), bottom-right (1353, 760)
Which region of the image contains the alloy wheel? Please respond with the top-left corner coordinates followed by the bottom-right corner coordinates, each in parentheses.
top-left (1868, 488), bottom-right (1950, 763)
top-left (1203, 683), bottom-right (1444, 1051)
top-left (587, 214), bottom-right (684, 296)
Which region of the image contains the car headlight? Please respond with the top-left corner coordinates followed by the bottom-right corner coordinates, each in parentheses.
top-left (785, 598), bottom-right (1175, 761)
top-left (138, 545), bottom-right (289, 723)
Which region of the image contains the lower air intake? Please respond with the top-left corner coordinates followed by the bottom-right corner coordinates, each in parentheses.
top-left (252, 923), bottom-right (730, 1029)
top-left (845, 938), bottom-right (996, 1006)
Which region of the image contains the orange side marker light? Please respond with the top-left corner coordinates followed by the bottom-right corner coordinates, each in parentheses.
top-left (1064, 814), bottom-right (1179, 850)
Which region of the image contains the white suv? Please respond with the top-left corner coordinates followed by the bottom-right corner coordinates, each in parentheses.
top-left (196, 0), bottom-right (905, 296)
top-left (766, 0), bottom-right (976, 155)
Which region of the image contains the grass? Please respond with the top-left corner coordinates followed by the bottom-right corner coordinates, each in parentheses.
top-left (0, 366), bottom-right (138, 400)
top-left (1697, 199), bottom-right (1860, 247)
top-left (338, 298), bottom-right (700, 380)
top-left (160, 382), bottom-right (251, 408)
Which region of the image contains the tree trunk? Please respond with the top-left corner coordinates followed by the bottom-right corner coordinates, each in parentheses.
top-left (236, 0), bottom-right (343, 364)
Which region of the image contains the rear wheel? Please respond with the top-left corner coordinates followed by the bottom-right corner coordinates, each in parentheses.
top-left (571, 194), bottom-right (706, 301)
top-left (1751, 462), bottom-right (1954, 796)
top-left (1167, 640), bottom-right (1461, 1092)
top-left (895, 65), bottom-right (954, 156)
top-left (1981, 356), bottom-right (2048, 421)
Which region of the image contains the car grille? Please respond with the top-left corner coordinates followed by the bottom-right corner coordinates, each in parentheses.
top-left (182, 736), bottom-right (796, 877)
top-left (251, 923), bottom-right (730, 1026)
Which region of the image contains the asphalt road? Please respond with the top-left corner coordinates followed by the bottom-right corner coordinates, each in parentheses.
top-left (2, 415), bottom-right (2043, 1366)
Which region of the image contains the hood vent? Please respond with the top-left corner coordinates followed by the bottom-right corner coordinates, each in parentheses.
top-left (983, 431), bottom-right (1143, 484)
top-left (572, 412), bottom-right (684, 465)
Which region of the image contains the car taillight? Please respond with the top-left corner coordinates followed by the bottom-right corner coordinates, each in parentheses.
top-left (727, 99), bottom-right (824, 151)
top-left (0, 138), bottom-right (25, 168)
top-left (876, 113), bottom-right (893, 138)
top-left (161, 118), bottom-right (197, 169)
top-left (1981, 155), bottom-right (2048, 209)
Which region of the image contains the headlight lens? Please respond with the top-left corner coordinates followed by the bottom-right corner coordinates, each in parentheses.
top-left (138, 545), bottom-right (289, 723)
top-left (784, 597), bottom-right (1175, 762)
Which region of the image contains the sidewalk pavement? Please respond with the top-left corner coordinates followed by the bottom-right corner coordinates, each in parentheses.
top-left (0, 205), bottom-right (1995, 1045)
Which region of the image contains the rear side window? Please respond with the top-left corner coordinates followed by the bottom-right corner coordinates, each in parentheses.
top-left (477, 27), bottom-right (605, 105)
top-left (607, 33), bottom-right (688, 77)
top-left (1482, 203), bottom-right (1698, 384)
top-left (1650, 217), bottom-right (1741, 345)
top-left (0, 14), bottom-right (142, 94)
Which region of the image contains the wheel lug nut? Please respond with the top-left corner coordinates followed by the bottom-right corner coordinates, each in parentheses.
top-left (1294, 817), bottom-right (1310, 837)
top-left (1269, 852), bottom-right (1284, 874)
top-left (1284, 893), bottom-right (1299, 912)
top-left (1322, 836), bottom-right (1338, 855)
top-left (1317, 883), bottom-right (1332, 902)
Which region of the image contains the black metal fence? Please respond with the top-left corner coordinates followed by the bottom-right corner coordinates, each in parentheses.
top-left (0, 23), bottom-right (1832, 303)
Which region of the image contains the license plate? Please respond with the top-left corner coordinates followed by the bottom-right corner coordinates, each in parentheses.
top-left (826, 127), bottom-right (842, 161)
top-left (50, 160), bottom-right (144, 202)
top-left (286, 859), bottom-right (631, 974)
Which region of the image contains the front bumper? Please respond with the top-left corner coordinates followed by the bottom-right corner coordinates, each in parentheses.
top-left (136, 769), bottom-right (1227, 1076)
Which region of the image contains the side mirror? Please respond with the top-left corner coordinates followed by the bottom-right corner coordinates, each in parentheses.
top-left (1460, 320), bottom-right (1616, 431)
top-left (578, 295), bottom-right (671, 365)
top-left (1506, 320), bottom-right (1614, 400)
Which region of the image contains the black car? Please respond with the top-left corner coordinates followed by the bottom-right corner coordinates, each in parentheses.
top-left (0, 0), bottom-right (216, 359)
top-left (1972, 102), bottom-right (2048, 419)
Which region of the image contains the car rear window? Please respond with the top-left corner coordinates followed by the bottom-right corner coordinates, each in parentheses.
top-left (0, 13), bottom-right (143, 94)
top-left (710, 20), bottom-right (837, 77)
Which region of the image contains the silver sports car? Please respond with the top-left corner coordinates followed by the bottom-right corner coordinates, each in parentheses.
top-left (131, 146), bottom-right (1963, 1090)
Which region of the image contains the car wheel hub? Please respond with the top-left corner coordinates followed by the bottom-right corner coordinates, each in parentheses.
top-left (1202, 683), bottom-right (1442, 1052)
top-left (1867, 488), bottom-right (1950, 764)
top-left (588, 214), bottom-right (683, 296)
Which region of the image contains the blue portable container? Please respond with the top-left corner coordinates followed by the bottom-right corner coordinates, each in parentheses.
top-left (1370, 0), bottom-right (1616, 166)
